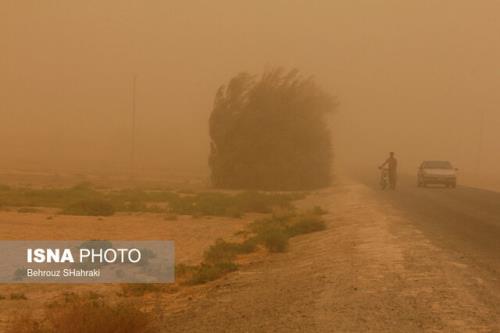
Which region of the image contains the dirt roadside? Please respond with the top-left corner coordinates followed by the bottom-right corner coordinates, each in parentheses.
top-left (163, 180), bottom-right (500, 332)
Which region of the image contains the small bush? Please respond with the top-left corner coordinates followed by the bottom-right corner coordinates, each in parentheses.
top-left (62, 199), bottom-right (115, 216)
top-left (287, 215), bottom-right (326, 236)
top-left (250, 211), bottom-right (326, 252)
top-left (203, 237), bottom-right (260, 265)
top-left (188, 262), bottom-right (238, 285)
top-left (260, 228), bottom-right (289, 252)
top-left (249, 216), bottom-right (289, 253)
top-left (203, 239), bottom-right (244, 264)
top-left (175, 263), bottom-right (197, 278)
top-left (185, 237), bottom-right (257, 285)
top-left (238, 237), bottom-right (259, 253)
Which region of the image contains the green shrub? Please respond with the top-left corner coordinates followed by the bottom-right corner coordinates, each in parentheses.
top-left (260, 228), bottom-right (289, 252)
top-left (286, 215), bottom-right (326, 236)
top-left (203, 238), bottom-right (257, 265)
top-left (238, 237), bottom-right (259, 253)
top-left (188, 262), bottom-right (238, 285)
top-left (203, 239), bottom-right (243, 264)
top-left (175, 263), bottom-right (197, 278)
top-left (249, 211), bottom-right (326, 252)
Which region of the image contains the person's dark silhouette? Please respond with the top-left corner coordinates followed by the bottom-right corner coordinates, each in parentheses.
top-left (380, 152), bottom-right (398, 190)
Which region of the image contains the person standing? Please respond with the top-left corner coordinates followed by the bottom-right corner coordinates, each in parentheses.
top-left (380, 152), bottom-right (398, 190)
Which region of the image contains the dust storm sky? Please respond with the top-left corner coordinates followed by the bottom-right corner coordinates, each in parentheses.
top-left (2, 1), bottom-right (500, 183)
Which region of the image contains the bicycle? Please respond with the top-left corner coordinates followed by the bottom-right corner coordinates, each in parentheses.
top-left (379, 167), bottom-right (389, 190)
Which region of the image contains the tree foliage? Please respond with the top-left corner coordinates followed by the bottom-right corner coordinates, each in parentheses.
top-left (209, 68), bottom-right (336, 190)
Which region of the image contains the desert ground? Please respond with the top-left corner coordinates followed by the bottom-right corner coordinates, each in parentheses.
top-left (0, 207), bottom-right (263, 330)
top-left (0, 177), bottom-right (499, 332)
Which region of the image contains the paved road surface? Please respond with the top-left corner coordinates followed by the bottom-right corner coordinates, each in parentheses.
top-left (362, 173), bottom-right (500, 284)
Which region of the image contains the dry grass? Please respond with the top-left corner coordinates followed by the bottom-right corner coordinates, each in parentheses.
top-left (7, 297), bottom-right (156, 333)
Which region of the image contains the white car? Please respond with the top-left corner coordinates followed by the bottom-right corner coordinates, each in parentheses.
top-left (417, 160), bottom-right (458, 188)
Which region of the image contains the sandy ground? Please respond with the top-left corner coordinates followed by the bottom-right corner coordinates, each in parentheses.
top-left (0, 211), bottom-right (258, 264)
top-left (163, 180), bottom-right (500, 332)
top-left (1, 180), bottom-right (499, 332)
top-left (0, 210), bottom-right (259, 330)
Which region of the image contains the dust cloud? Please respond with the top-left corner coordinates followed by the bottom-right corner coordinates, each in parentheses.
top-left (2, 1), bottom-right (500, 187)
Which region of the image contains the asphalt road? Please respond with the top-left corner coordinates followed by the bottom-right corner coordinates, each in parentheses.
top-left (361, 172), bottom-right (500, 289)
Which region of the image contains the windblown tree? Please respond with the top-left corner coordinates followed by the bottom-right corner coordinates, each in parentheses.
top-left (209, 68), bottom-right (336, 190)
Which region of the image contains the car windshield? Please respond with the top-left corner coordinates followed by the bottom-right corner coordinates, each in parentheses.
top-left (423, 161), bottom-right (453, 169)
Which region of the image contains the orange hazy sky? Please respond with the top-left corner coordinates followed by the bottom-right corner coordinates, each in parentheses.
top-left (2, 1), bottom-right (500, 180)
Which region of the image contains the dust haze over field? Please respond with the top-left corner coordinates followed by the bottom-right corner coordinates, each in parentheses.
top-left (2, 1), bottom-right (500, 186)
